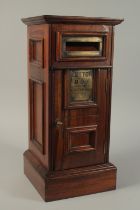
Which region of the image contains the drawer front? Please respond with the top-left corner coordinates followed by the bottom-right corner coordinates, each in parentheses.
top-left (51, 24), bottom-right (112, 68)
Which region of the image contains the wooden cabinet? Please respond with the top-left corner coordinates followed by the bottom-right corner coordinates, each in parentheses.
top-left (22, 15), bottom-right (123, 201)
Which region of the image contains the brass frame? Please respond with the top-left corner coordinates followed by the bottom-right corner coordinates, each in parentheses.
top-left (62, 36), bottom-right (103, 57)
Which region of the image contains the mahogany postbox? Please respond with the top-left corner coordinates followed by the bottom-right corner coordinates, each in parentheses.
top-left (22, 15), bottom-right (123, 201)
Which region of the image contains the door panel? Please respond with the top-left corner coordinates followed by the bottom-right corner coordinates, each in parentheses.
top-left (53, 69), bottom-right (107, 170)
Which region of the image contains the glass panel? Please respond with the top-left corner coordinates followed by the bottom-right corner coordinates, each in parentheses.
top-left (70, 70), bottom-right (93, 102)
top-left (62, 36), bottom-right (103, 57)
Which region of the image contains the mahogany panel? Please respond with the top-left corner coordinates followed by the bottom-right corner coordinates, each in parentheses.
top-left (52, 69), bottom-right (108, 170)
top-left (28, 24), bottom-right (50, 168)
top-left (29, 80), bottom-right (44, 152)
top-left (51, 24), bottom-right (112, 67)
top-left (29, 38), bottom-right (44, 67)
top-left (64, 125), bottom-right (97, 153)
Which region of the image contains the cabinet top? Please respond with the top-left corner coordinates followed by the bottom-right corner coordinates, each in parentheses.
top-left (21, 15), bottom-right (124, 26)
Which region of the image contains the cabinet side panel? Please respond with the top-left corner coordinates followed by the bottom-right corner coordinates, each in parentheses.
top-left (104, 26), bottom-right (114, 162)
top-left (27, 24), bottom-right (50, 168)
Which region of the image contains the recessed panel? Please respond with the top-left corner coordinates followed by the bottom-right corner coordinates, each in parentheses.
top-left (29, 38), bottom-right (44, 67)
top-left (71, 132), bottom-right (90, 147)
top-left (33, 83), bottom-right (43, 145)
top-left (65, 126), bottom-right (97, 153)
top-left (70, 131), bottom-right (96, 152)
top-left (29, 80), bottom-right (44, 153)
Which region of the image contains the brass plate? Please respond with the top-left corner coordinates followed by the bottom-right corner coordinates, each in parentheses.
top-left (63, 36), bottom-right (102, 42)
top-left (62, 36), bottom-right (103, 57)
top-left (70, 70), bottom-right (93, 102)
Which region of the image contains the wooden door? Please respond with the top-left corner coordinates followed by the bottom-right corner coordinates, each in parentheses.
top-left (52, 68), bottom-right (108, 170)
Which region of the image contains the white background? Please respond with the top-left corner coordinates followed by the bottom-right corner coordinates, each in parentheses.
top-left (0, 0), bottom-right (140, 209)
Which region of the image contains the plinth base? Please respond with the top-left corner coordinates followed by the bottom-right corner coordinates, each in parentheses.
top-left (24, 150), bottom-right (117, 201)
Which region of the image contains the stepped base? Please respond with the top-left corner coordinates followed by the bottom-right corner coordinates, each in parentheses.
top-left (24, 150), bottom-right (117, 201)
